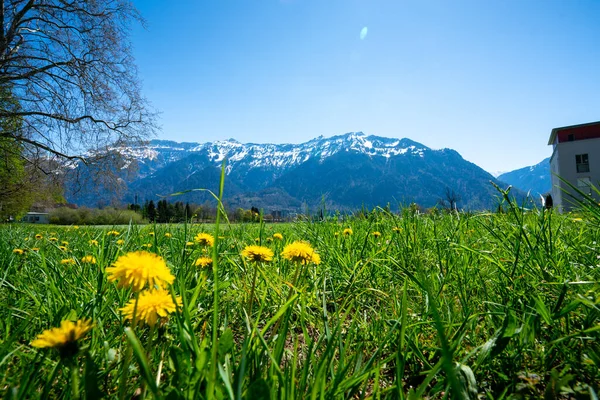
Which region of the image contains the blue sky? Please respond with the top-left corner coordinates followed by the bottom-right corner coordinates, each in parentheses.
top-left (131, 0), bottom-right (600, 173)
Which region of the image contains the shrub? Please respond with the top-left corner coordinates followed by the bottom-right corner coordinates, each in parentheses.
top-left (49, 207), bottom-right (144, 225)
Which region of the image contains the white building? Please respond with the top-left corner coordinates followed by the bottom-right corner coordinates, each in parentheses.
top-left (548, 121), bottom-right (600, 212)
top-left (21, 212), bottom-right (50, 224)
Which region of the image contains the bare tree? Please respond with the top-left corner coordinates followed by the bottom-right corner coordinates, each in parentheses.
top-left (438, 187), bottom-right (461, 211)
top-left (0, 0), bottom-right (155, 167)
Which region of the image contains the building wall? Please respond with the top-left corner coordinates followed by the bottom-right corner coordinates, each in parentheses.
top-left (550, 138), bottom-right (600, 212)
top-left (22, 213), bottom-right (50, 224)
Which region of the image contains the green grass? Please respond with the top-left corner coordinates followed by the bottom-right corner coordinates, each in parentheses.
top-left (1, 199), bottom-right (599, 398)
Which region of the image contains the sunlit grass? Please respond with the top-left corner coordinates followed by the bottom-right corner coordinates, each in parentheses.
top-left (0, 198), bottom-right (599, 398)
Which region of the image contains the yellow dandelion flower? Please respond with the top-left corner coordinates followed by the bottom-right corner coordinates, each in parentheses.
top-left (31, 319), bottom-right (93, 357)
top-left (73, 226), bottom-right (79, 230)
top-left (372, 231), bottom-right (381, 238)
top-left (273, 233), bottom-right (283, 241)
top-left (61, 258), bottom-right (76, 265)
top-left (194, 233), bottom-right (214, 247)
top-left (141, 243), bottom-right (152, 249)
top-left (392, 227), bottom-right (402, 233)
top-left (89, 239), bottom-right (99, 246)
top-left (149, 232), bottom-right (155, 237)
top-left (61, 241), bottom-right (69, 246)
top-left (120, 289), bottom-right (182, 327)
top-left (266, 237), bottom-right (273, 243)
top-left (334, 232), bottom-right (339, 237)
top-left (13, 248), bottom-right (24, 255)
top-left (31, 247), bottom-right (40, 252)
top-left (185, 241), bottom-right (195, 247)
top-left (49, 237), bottom-right (58, 242)
top-left (35, 234), bottom-right (43, 239)
top-left (116, 239), bottom-right (125, 245)
top-left (106, 251), bottom-right (174, 292)
top-left (58, 245), bottom-right (68, 251)
top-left (241, 245), bottom-right (274, 263)
top-left (254, 237), bottom-right (260, 243)
top-left (106, 230), bottom-right (120, 237)
top-left (193, 257), bottom-right (213, 268)
top-left (343, 228), bottom-right (353, 236)
top-left (281, 241), bottom-right (321, 265)
top-left (81, 255), bottom-right (97, 264)
top-left (24, 237), bottom-right (30, 241)
top-left (164, 232), bottom-right (172, 238)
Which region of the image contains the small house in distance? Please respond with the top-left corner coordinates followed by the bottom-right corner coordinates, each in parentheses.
top-left (21, 212), bottom-right (50, 224)
top-left (548, 121), bottom-right (600, 212)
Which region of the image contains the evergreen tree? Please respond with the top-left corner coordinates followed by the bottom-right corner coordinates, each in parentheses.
top-left (147, 200), bottom-right (157, 222)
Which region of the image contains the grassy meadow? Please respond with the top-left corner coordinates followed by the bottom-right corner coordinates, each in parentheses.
top-left (1, 195), bottom-right (599, 398)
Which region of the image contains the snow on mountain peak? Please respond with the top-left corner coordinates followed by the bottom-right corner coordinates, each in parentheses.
top-left (137, 132), bottom-right (431, 174)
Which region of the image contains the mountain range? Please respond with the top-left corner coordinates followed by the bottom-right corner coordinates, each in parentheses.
top-left (497, 158), bottom-right (551, 196)
top-left (66, 132), bottom-right (534, 212)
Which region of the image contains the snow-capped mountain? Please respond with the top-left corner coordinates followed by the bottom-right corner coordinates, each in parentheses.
top-left (497, 157), bottom-right (551, 195)
top-left (131, 132), bottom-right (431, 178)
top-left (67, 132), bottom-right (520, 211)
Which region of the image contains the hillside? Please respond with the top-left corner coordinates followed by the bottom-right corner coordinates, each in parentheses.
top-left (66, 132), bottom-right (516, 211)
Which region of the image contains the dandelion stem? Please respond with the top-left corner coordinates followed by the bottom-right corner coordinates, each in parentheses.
top-left (247, 262), bottom-right (259, 316)
top-left (70, 359), bottom-right (80, 400)
top-left (118, 293), bottom-right (139, 400)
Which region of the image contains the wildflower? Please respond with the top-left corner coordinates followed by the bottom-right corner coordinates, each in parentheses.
top-left (149, 232), bottom-right (155, 237)
top-left (24, 237), bottom-right (29, 241)
top-left (31, 319), bottom-right (93, 357)
top-left (281, 241), bottom-right (321, 265)
top-left (185, 241), bottom-right (195, 247)
top-left (31, 248), bottom-right (40, 252)
top-left (372, 231), bottom-right (381, 238)
top-left (194, 233), bottom-right (215, 247)
top-left (106, 251), bottom-right (174, 292)
top-left (35, 234), bottom-right (43, 239)
top-left (241, 245), bottom-right (274, 263)
top-left (89, 240), bottom-right (99, 246)
top-left (116, 239), bottom-right (125, 245)
top-left (266, 237), bottom-right (273, 243)
top-left (58, 246), bottom-right (68, 251)
top-left (343, 228), bottom-right (353, 236)
top-left (106, 230), bottom-right (120, 237)
top-left (141, 243), bottom-right (152, 249)
top-left (164, 232), bottom-right (172, 238)
top-left (334, 232), bottom-right (339, 237)
top-left (392, 227), bottom-right (402, 233)
top-left (193, 257), bottom-right (213, 268)
top-left (273, 233), bottom-right (283, 241)
top-left (49, 237), bottom-right (58, 242)
top-left (13, 248), bottom-right (24, 255)
top-left (61, 241), bottom-right (69, 246)
top-left (120, 289), bottom-right (182, 327)
top-left (73, 226), bottom-right (79, 230)
top-left (254, 237), bottom-right (260, 243)
top-left (61, 258), bottom-right (76, 265)
top-left (81, 255), bottom-right (97, 264)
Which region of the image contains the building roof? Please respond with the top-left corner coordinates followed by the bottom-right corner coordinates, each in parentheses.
top-left (25, 212), bottom-right (49, 215)
top-left (548, 120), bottom-right (600, 145)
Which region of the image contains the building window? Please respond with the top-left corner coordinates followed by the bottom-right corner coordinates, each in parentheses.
top-left (576, 154), bottom-right (589, 173)
top-left (577, 177), bottom-right (592, 195)
top-left (35, 216), bottom-right (40, 221)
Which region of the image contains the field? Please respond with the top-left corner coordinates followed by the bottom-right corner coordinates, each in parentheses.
top-left (1, 197), bottom-right (599, 399)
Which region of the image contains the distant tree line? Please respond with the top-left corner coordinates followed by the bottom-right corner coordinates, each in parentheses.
top-left (130, 200), bottom-right (195, 223)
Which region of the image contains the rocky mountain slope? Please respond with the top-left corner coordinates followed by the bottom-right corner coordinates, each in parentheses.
top-left (67, 132), bottom-right (516, 211)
